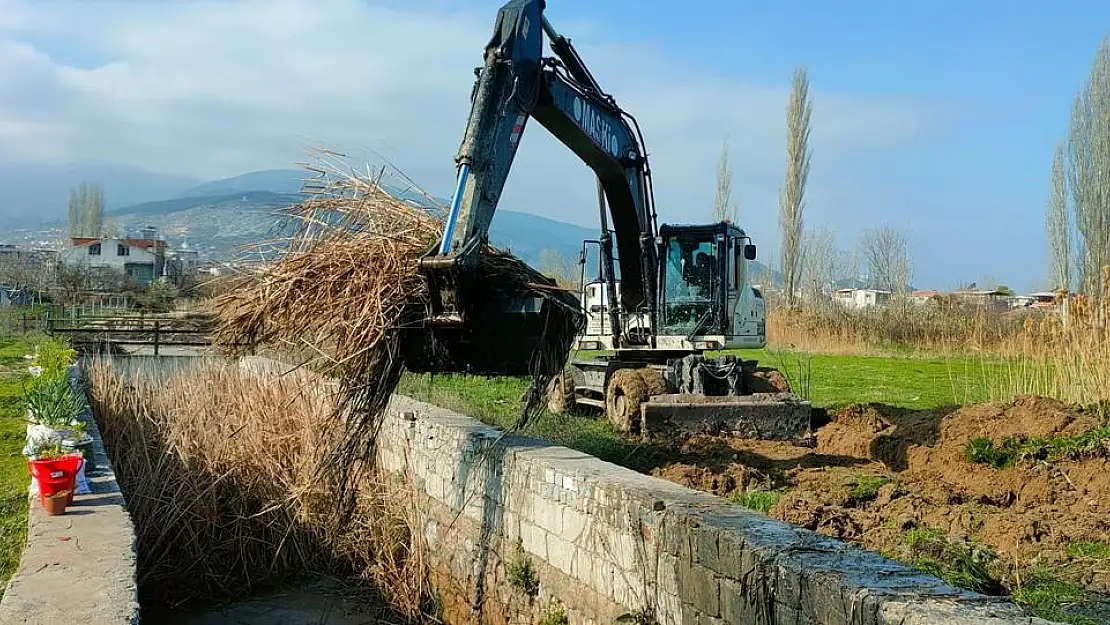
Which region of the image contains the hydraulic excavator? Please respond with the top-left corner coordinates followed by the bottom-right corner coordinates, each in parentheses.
top-left (403, 0), bottom-right (810, 439)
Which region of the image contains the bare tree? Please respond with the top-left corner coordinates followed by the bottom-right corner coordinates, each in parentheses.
top-left (859, 224), bottom-right (911, 294)
top-left (1066, 36), bottom-right (1110, 298)
top-left (0, 251), bottom-right (58, 305)
top-left (66, 182), bottom-right (107, 238)
top-left (537, 248), bottom-right (579, 290)
top-left (67, 188), bottom-right (81, 238)
top-left (713, 136), bottom-right (737, 223)
top-left (800, 224), bottom-right (839, 304)
top-left (779, 66), bottom-right (812, 308)
top-left (1047, 140), bottom-right (1071, 292)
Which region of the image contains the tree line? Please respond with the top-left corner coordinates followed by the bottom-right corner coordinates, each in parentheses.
top-left (1046, 36), bottom-right (1110, 300)
top-left (712, 66), bottom-right (913, 305)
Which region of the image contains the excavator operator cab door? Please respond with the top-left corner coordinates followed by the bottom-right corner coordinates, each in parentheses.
top-left (726, 229), bottom-right (766, 349)
top-left (658, 226), bottom-right (728, 339)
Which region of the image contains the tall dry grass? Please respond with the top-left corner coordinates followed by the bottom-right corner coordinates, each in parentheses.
top-left (769, 300), bottom-right (1033, 358)
top-left (84, 357), bottom-right (432, 617)
top-left (990, 293), bottom-right (1110, 406)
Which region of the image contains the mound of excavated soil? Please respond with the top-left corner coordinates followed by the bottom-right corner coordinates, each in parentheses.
top-left (651, 395), bottom-right (1110, 602)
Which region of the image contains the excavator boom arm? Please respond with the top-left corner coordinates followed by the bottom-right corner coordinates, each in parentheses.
top-left (437, 0), bottom-right (657, 313)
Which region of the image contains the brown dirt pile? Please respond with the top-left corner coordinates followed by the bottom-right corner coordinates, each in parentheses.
top-left (652, 395), bottom-right (1110, 596)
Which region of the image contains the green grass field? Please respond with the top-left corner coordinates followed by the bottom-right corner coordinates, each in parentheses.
top-left (0, 337), bottom-right (31, 594)
top-left (752, 348), bottom-right (1008, 409)
top-left (396, 347), bottom-right (1010, 469)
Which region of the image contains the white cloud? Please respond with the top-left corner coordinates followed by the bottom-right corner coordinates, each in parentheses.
top-left (0, 0), bottom-right (938, 249)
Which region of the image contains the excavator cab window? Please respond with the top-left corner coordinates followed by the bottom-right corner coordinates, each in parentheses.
top-left (661, 231), bottom-right (721, 335)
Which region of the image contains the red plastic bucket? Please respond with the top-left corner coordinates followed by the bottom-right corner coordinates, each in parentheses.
top-left (29, 454), bottom-right (84, 504)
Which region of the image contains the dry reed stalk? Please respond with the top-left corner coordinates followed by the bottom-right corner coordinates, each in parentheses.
top-left (205, 151), bottom-right (581, 492)
top-left (987, 292), bottom-right (1110, 407)
top-left (84, 358), bottom-right (433, 617)
top-left (769, 304), bottom-right (1033, 358)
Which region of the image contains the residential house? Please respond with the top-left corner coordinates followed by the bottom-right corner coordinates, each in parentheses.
top-left (832, 288), bottom-right (892, 309)
top-left (1027, 291), bottom-right (1060, 310)
top-left (164, 242), bottom-right (201, 286)
top-left (910, 289), bottom-right (941, 305)
top-left (950, 289), bottom-right (1009, 313)
top-left (0, 244), bottom-right (58, 270)
top-left (60, 230), bottom-right (168, 288)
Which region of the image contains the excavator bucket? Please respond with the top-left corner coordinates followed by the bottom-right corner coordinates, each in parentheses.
top-left (402, 245), bottom-right (583, 378)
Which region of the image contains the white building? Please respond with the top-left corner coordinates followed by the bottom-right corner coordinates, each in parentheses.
top-left (832, 288), bottom-right (892, 309)
top-left (60, 236), bottom-right (167, 287)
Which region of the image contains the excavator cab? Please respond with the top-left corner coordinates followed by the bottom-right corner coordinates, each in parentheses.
top-left (576, 221), bottom-right (765, 353)
top-left (658, 222), bottom-right (760, 345)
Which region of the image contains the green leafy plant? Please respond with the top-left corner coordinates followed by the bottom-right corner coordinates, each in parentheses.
top-left (1066, 539), bottom-right (1110, 560)
top-left (1011, 572), bottom-right (1097, 625)
top-left (731, 489), bottom-right (781, 513)
top-left (901, 526), bottom-right (1000, 595)
top-left (24, 373), bottom-right (85, 429)
top-left (964, 424), bottom-right (1110, 469)
top-left (25, 436), bottom-right (63, 459)
top-left (26, 338), bottom-right (76, 388)
top-left (964, 436), bottom-right (999, 465)
top-left (539, 600), bottom-right (569, 625)
top-left (506, 537), bottom-right (539, 597)
top-left (845, 475), bottom-right (891, 507)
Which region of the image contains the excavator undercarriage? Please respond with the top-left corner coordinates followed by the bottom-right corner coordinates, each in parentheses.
top-left (547, 354), bottom-right (811, 442)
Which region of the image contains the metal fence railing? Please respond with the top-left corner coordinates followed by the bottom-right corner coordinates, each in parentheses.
top-left (0, 308), bottom-right (50, 338)
top-left (0, 306), bottom-right (228, 355)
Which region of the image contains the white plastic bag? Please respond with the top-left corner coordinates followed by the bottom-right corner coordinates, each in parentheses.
top-left (23, 424), bottom-right (60, 458)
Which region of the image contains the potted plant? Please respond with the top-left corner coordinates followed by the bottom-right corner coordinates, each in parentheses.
top-left (24, 374), bottom-right (85, 439)
top-left (62, 421), bottom-right (96, 474)
top-left (62, 424), bottom-right (97, 477)
top-left (41, 489), bottom-right (70, 516)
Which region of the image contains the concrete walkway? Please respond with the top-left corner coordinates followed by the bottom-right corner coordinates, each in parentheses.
top-left (0, 368), bottom-right (139, 625)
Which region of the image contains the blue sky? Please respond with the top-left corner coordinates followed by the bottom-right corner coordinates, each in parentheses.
top-left (548, 0), bottom-right (1108, 291)
top-left (1, 0), bottom-right (1108, 291)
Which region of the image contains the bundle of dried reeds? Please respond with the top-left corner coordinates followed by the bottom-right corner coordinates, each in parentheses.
top-left (206, 152), bottom-right (582, 476)
top-left (85, 358), bottom-right (432, 616)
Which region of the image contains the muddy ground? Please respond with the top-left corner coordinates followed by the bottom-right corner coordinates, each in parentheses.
top-left (652, 395), bottom-right (1110, 622)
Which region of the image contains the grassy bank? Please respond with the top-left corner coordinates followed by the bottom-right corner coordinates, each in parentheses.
top-left (399, 348), bottom-right (1109, 623)
top-left (395, 347), bottom-right (1006, 475)
top-left (399, 347), bottom-right (1004, 421)
top-left (0, 338), bottom-right (31, 595)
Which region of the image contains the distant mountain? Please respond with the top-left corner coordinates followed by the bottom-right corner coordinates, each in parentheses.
top-left (176, 170), bottom-right (306, 199)
top-left (108, 188), bottom-right (590, 269)
top-left (91, 168), bottom-right (775, 284)
top-left (1, 163), bottom-right (201, 224)
top-left (108, 191), bottom-right (302, 218)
